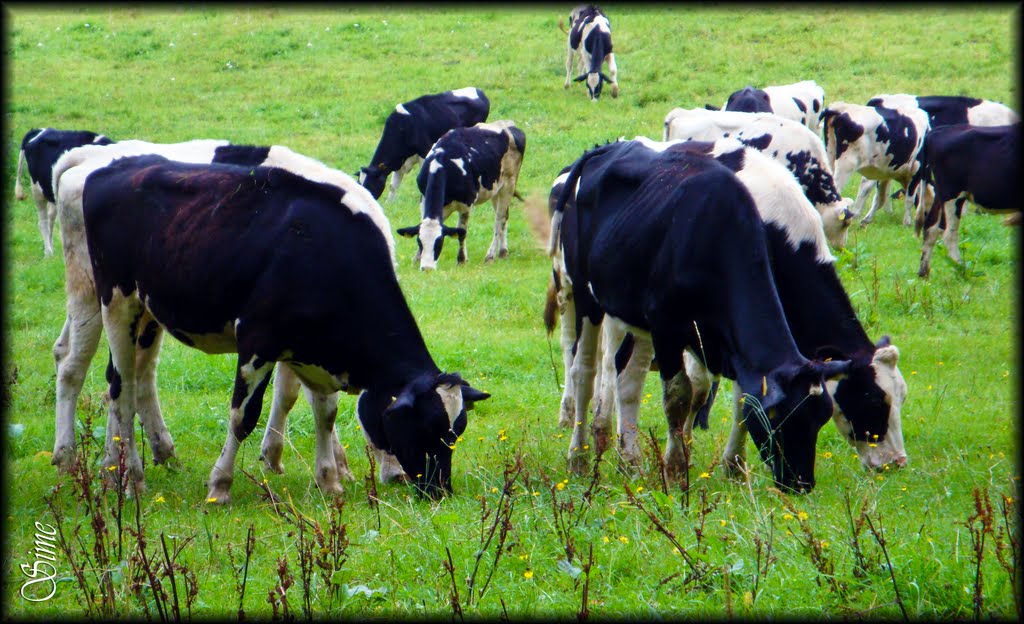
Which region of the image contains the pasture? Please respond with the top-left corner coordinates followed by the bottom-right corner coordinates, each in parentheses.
top-left (3, 5), bottom-right (1019, 620)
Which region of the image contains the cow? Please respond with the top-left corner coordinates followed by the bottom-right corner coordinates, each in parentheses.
top-left (913, 123), bottom-right (1019, 278)
top-left (821, 101), bottom-right (930, 226)
top-left (358, 87), bottom-right (490, 202)
top-left (560, 5), bottom-right (619, 101)
top-left (711, 81), bottom-right (826, 135)
top-left (48, 139), bottom-right (407, 487)
top-left (14, 128), bottom-right (114, 257)
top-left (867, 94), bottom-right (1019, 218)
top-left (550, 138), bottom-right (852, 492)
top-left (571, 138), bottom-right (906, 479)
top-left (663, 107), bottom-right (855, 249)
top-left (397, 120), bottom-right (526, 271)
top-left (77, 154), bottom-right (490, 503)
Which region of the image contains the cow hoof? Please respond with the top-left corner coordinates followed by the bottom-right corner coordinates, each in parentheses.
top-left (498, 249), bottom-right (509, 259)
top-left (51, 446), bottom-right (75, 471)
top-left (722, 455), bottom-right (748, 480)
top-left (205, 485), bottom-right (232, 505)
top-left (151, 440), bottom-right (177, 466)
top-left (611, 84), bottom-right (619, 98)
top-left (337, 465), bottom-right (356, 482)
top-left (614, 455), bottom-right (644, 479)
top-left (318, 479), bottom-right (345, 497)
top-left (260, 450), bottom-right (285, 474)
top-left (567, 452), bottom-right (590, 476)
top-left (484, 254), bottom-right (496, 264)
top-left (558, 398), bottom-right (576, 428)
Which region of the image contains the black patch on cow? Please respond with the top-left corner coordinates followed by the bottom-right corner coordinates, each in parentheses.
top-left (792, 97), bottom-right (807, 113)
top-left (22, 128), bottom-right (114, 203)
top-left (614, 333), bottom-right (634, 375)
top-left (812, 99), bottom-right (821, 113)
top-left (713, 145), bottom-right (746, 173)
top-left (831, 364), bottom-right (890, 442)
top-left (106, 352), bottom-right (123, 401)
top-left (873, 107), bottom-right (920, 170)
top-left (826, 112), bottom-right (863, 162)
top-left (213, 144), bottom-right (272, 167)
top-left (738, 133), bottom-right (772, 151)
top-left (785, 149), bottom-right (842, 204)
top-left (137, 320), bottom-right (160, 349)
top-left (170, 329), bottom-right (195, 347)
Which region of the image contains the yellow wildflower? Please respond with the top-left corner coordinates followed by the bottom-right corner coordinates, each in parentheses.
top-left (491, 487), bottom-right (498, 494)
top-left (782, 513), bottom-right (793, 521)
top-left (207, 497), bottom-right (218, 503)
top-left (699, 472), bottom-right (710, 479)
top-left (823, 451), bottom-right (833, 459)
top-left (112, 436), bottom-right (121, 442)
top-left (618, 536), bottom-right (629, 544)
top-left (155, 496), bottom-right (166, 504)
top-left (556, 482), bottom-right (565, 491)
top-left (797, 511), bottom-right (808, 521)
top-left (523, 570), bottom-right (533, 579)
top-left (603, 536), bottom-right (610, 543)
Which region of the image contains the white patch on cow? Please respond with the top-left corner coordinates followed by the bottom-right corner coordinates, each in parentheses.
top-left (436, 384), bottom-right (464, 430)
top-left (429, 158), bottom-right (445, 174)
top-left (967, 100), bottom-right (1020, 126)
top-left (263, 146), bottom-right (396, 267)
top-left (395, 103), bottom-right (411, 115)
top-left (286, 360), bottom-right (358, 396)
top-left (450, 87), bottom-right (480, 100)
top-left (450, 158), bottom-right (467, 175)
top-left (418, 217), bottom-right (443, 271)
top-left (168, 320), bottom-right (238, 355)
top-left (472, 120), bottom-right (515, 136)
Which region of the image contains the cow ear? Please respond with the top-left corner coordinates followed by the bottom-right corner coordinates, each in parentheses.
top-left (441, 225), bottom-right (466, 240)
top-left (575, 74), bottom-right (588, 83)
top-left (397, 225), bottom-right (420, 238)
top-left (460, 384), bottom-right (491, 409)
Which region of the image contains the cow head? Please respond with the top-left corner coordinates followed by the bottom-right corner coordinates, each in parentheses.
top-left (575, 71), bottom-right (613, 101)
top-left (397, 219), bottom-right (466, 271)
top-left (827, 337), bottom-right (908, 471)
top-left (741, 358), bottom-right (852, 493)
top-left (822, 198), bottom-right (856, 249)
top-left (359, 373), bottom-right (490, 499)
top-left (358, 163), bottom-right (388, 200)
top-left (724, 86), bottom-right (772, 113)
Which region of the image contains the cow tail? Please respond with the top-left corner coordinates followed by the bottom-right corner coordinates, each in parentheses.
top-left (912, 139), bottom-right (933, 237)
top-left (558, 17), bottom-right (569, 35)
top-left (543, 270), bottom-right (559, 336)
top-left (14, 149), bottom-right (26, 200)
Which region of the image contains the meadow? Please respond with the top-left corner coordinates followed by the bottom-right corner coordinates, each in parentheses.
top-left (3, 5), bottom-right (1019, 620)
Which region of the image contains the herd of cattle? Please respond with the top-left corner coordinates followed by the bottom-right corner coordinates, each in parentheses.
top-left (11, 5), bottom-right (1018, 502)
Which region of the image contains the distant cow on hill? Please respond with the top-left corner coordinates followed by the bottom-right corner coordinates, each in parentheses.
top-left (14, 128), bottom-right (113, 256)
top-left (358, 87), bottom-right (490, 202)
top-left (560, 5), bottom-right (619, 101)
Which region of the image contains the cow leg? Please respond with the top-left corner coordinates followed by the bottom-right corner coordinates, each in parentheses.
top-left (682, 350), bottom-right (715, 443)
top-left (660, 368), bottom-right (693, 485)
top-left (207, 354), bottom-right (275, 504)
top-left (485, 195), bottom-right (510, 262)
top-left (901, 178), bottom-right (917, 226)
top-left (593, 320), bottom-right (624, 457)
top-left (855, 177), bottom-right (880, 224)
top-left (53, 301), bottom-right (103, 470)
top-left (564, 44), bottom-right (575, 89)
top-left (31, 186), bottom-right (54, 257)
top-left (918, 216), bottom-right (943, 278)
top-left (942, 197), bottom-right (967, 264)
top-left (605, 52), bottom-right (619, 98)
top-left (259, 363), bottom-right (301, 474)
top-left (722, 386), bottom-right (749, 479)
top-left (100, 290), bottom-right (146, 492)
top-left (567, 317), bottom-right (601, 474)
top-left (456, 207), bottom-right (471, 264)
top-left (301, 386), bottom-right (347, 496)
top-left (387, 155), bottom-right (421, 204)
top-left (614, 330), bottom-right (654, 472)
top-left (557, 278), bottom-right (577, 429)
top-left (133, 312), bottom-right (176, 465)
top-left (357, 425), bottom-right (407, 483)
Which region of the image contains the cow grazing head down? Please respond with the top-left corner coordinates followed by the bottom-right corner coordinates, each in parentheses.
top-left (360, 373), bottom-right (490, 497)
top-left (741, 359), bottom-right (852, 493)
top-left (575, 70), bottom-right (614, 102)
top-left (358, 163), bottom-right (389, 200)
top-left (396, 220), bottom-right (466, 271)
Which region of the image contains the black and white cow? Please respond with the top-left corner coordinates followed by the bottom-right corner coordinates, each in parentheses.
top-left (914, 123), bottom-right (1019, 278)
top-left (48, 140), bottom-right (408, 487)
top-left (867, 94), bottom-right (1019, 217)
top-left (358, 87), bottom-right (490, 202)
top-left (822, 101), bottom-right (930, 226)
top-left (14, 128), bottom-right (114, 256)
top-left (550, 139), bottom-right (852, 492)
top-left (712, 81), bottom-right (826, 135)
top-left (397, 120), bottom-right (526, 271)
top-left (546, 137), bottom-right (907, 480)
top-left (560, 5), bottom-right (619, 101)
top-left (78, 154), bottom-right (490, 502)
top-left (663, 107), bottom-right (854, 248)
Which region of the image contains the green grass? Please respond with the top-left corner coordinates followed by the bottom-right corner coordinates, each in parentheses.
top-left (3, 5), bottom-right (1019, 620)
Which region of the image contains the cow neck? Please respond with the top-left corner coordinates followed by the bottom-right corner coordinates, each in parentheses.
top-left (767, 236), bottom-right (875, 363)
top-left (373, 115), bottom-right (415, 172)
top-left (421, 165), bottom-right (448, 222)
top-left (356, 283), bottom-right (440, 397)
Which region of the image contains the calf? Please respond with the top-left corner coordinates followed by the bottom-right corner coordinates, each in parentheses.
top-left (714, 81), bottom-right (826, 134)
top-left (663, 107), bottom-right (854, 248)
top-left (560, 5), bottom-right (619, 101)
top-left (914, 123), bottom-right (1019, 278)
top-left (397, 120), bottom-right (526, 271)
top-left (14, 128), bottom-right (113, 256)
top-left (822, 101), bottom-right (930, 226)
top-left (358, 87), bottom-right (490, 202)
top-left (80, 155), bottom-right (489, 502)
top-left (49, 140), bottom-right (404, 486)
top-left (551, 139), bottom-right (851, 492)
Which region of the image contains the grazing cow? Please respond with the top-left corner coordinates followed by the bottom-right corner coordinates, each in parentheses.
top-left (822, 101), bottom-right (930, 226)
top-left (14, 128), bottom-right (114, 256)
top-left (867, 94), bottom-right (1020, 217)
top-left (545, 138), bottom-right (907, 479)
top-left (713, 81), bottom-right (826, 134)
top-left (79, 154), bottom-right (490, 502)
top-left (48, 140), bottom-right (406, 486)
top-left (560, 5), bottom-right (619, 101)
top-left (663, 107), bottom-right (855, 248)
top-left (397, 120), bottom-right (526, 271)
top-left (551, 138), bottom-right (851, 492)
top-left (358, 87), bottom-right (490, 202)
top-left (914, 123), bottom-right (1019, 278)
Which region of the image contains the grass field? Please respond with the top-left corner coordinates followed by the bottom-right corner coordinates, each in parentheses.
top-left (3, 5), bottom-right (1020, 620)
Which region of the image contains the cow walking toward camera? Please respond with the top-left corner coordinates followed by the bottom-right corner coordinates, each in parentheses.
top-left (560, 5), bottom-right (619, 101)
top-left (358, 87), bottom-right (490, 202)
top-left (79, 155), bottom-right (490, 503)
top-left (14, 128), bottom-right (114, 256)
top-left (550, 139), bottom-right (851, 492)
top-left (398, 120), bottom-right (526, 271)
